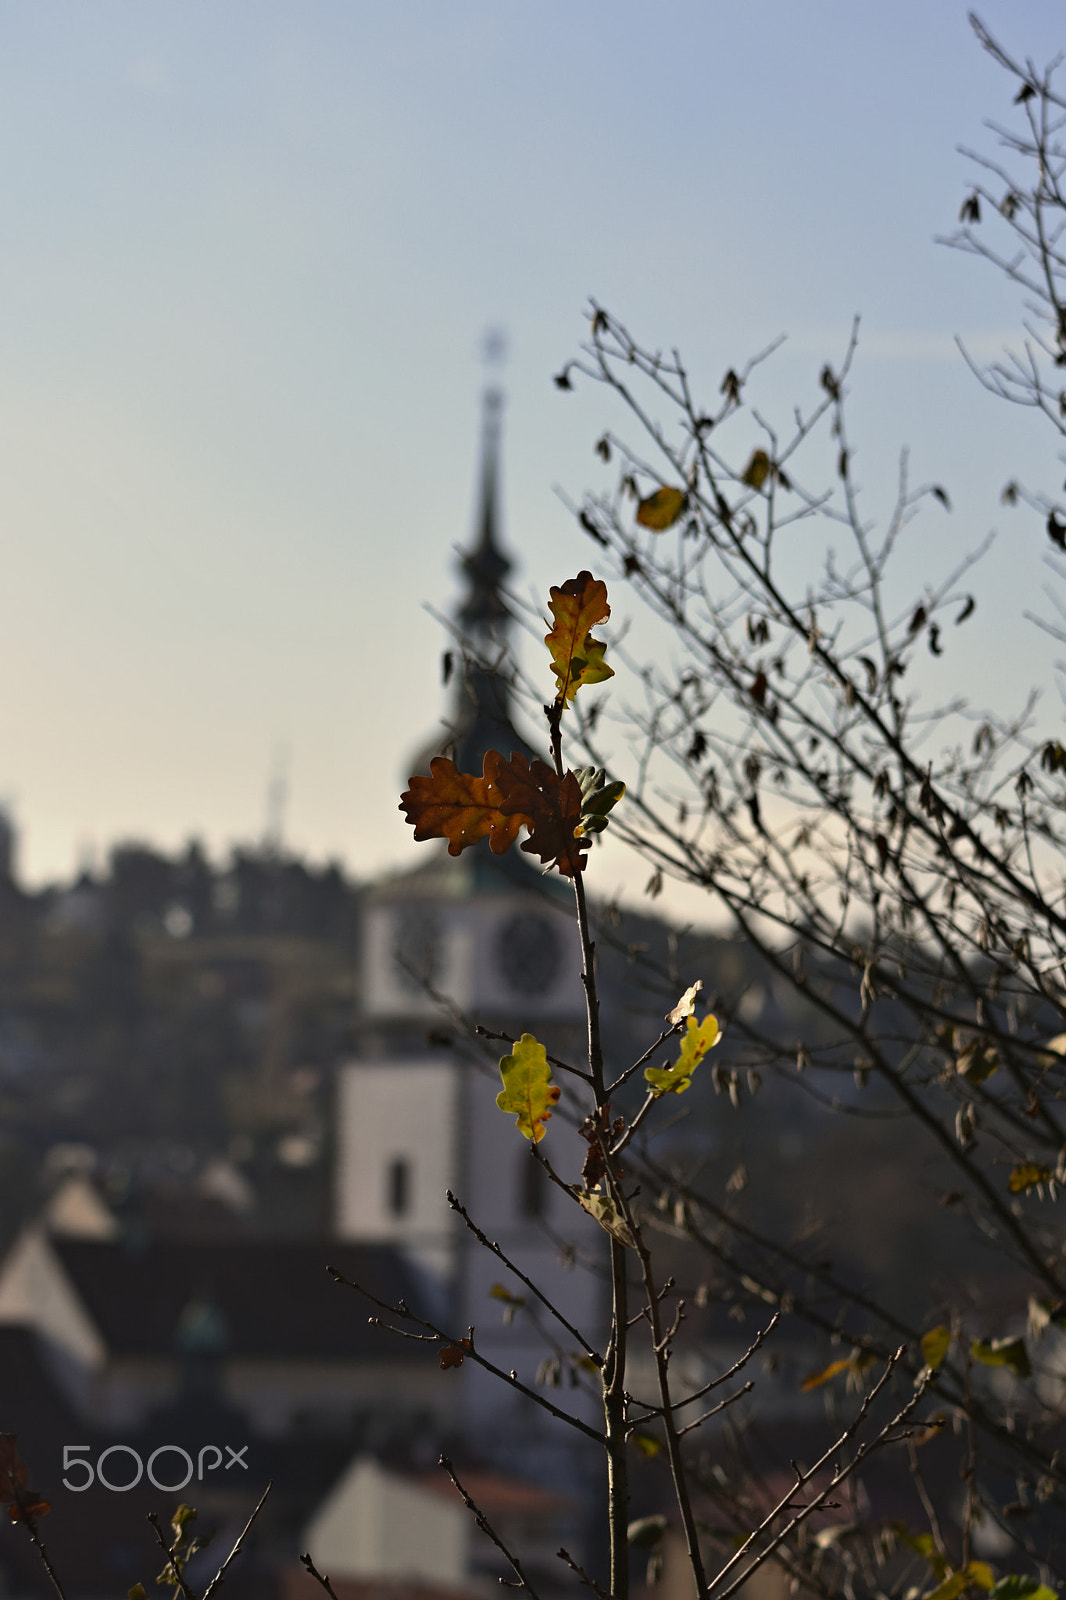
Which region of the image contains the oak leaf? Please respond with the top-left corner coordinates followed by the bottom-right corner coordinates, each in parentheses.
top-left (439, 1337), bottom-right (472, 1369)
top-left (545, 571), bottom-right (613, 707)
top-left (635, 486), bottom-right (687, 531)
top-left (0, 1435), bottom-right (49, 1528)
top-left (402, 752), bottom-right (592, 878)
top-left (496, 1034), bottom-right (560, 1142)
top-left (494, 754), bottom-right (590, 876)
top-left (645, 1012), bottom-right (721, 1095)
top-left (400, 752), bottom-right (525, 857)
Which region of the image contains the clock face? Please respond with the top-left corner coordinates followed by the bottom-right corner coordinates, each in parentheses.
top-left (494, 911), bottom-right (562, 998)
top-left (392, 908), bottom-right (442, 994)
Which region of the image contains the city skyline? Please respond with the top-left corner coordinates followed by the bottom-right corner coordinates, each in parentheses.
top-left (0, 3), bottom-right (1062, 926)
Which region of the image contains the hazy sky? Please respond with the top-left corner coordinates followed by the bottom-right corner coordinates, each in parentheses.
top-left (1, 2), bottom-right (1064, 908)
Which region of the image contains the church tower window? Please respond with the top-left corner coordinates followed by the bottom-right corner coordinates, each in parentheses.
top-left (386, 1157), bottom-right (412, 1218)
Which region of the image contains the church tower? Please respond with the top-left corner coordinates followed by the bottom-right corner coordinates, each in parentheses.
top-left (334, 381), bottom-right (602, 1457)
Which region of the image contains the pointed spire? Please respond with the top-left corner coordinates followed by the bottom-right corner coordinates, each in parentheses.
top-left (457, 386), bottom-right (511, 637)
top-left (405, 348), bottom-right (543, 795)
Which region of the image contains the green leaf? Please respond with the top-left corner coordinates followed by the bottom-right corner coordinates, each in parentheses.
top-left (496, 1035), bottom-right (560, 1143)
top-left (921, 1325), bottom-right (951, 1371)
top-left (573, 765), bottom-right (626, 837)
top-left (966, 1564), bottom-right (996, 1593)
top-left (990, 1579), bottom-right (1058, 1600)
top-left (129, 1587), bottom-right (148, 1600)
top-left (926, 1568), bottom-right (995, 1600)
top-left (970, 1336), bottom-right (1031, 1378)
top-left (645, 1012), bottom-right (721, 1095)
top-left (926, 1575), bottom-right (969, 1600)
top-left (630, 1431), bottom-right (662, 1458)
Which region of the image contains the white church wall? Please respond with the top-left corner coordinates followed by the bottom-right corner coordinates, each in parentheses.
top-left (334, 1059), bottom-right (460, 1282)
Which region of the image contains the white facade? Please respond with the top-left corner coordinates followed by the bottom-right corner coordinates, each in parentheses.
top-left (303, 1455), bottom-right (469, 1586)
top-left (335, 1058), bottom-right (461, 1280)
top-left (336, 866), bottom-right (607, 1453)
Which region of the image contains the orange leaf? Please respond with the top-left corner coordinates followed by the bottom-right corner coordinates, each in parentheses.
top-left (800, 1356), bottom-right (855, 1392)
top-left (545, 571), bottom-right (614, 707)
top-left (495, 754), bottom-right (589, 877)
top-left (400, 752), bottom-right (526, 857)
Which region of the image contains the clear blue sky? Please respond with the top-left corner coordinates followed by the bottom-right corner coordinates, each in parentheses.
top-left (0, 2), bottom-right (1062, 903)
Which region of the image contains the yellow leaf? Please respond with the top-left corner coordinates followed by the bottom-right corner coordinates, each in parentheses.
top-left (926, 1574), bottom-right (969, 1600)
top-left (741, 448), bottom-right (771, 490)
top-left (544, 571), bottom-right (614, 708)
top-left (965, 1563), bottom-right (995, 1592)
top-left (630, 1431), bottom-right (662, 1457)
top-left (578, 1188), bottom-right (636, 1248)
top-left (900, 1530), bottom-right (949, 1580)
top-left (921, 1325), bottom-right (951, 1370)
top-left (800, 1355), bottom-right (855, 1392)
top-left (635, 486), bottom-right (687, 531)
top-left (645, 1012), bottom-right (721, 1095)
top-left (1009, 1163), bottom-right (1051, 1194)
top-left (496, 1035), bottom-right (560, 1143)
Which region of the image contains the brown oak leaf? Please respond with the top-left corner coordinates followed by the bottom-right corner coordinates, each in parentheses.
top-left (494, 755), bottom-right (589, 877)
top-left (400, 753), bottom-right (526, 857)
top-left (439, 1337), bottom-right (472, 1370)
top-left (0, 1436), bottom-right (50, 1527)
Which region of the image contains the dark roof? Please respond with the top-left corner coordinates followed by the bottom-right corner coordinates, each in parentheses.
top-left (50, 1237), bottom-right (429, 1361)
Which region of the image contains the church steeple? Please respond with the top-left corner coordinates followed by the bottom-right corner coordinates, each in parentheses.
top-left (406, 350), bottom-right (542, 797)
top-left (457, 386), bottom-right (511, 639)
top-left (444, 379), bottom-right (540, 777)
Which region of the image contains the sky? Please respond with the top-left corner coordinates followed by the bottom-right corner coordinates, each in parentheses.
top-left (0, 2), bottom-right (1064, 911)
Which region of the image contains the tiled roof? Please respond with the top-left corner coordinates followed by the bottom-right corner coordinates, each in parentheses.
top-left (49, 1237), bottom-right (430, 1361)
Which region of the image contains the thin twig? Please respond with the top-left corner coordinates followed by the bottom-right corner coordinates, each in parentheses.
top-left (327, 1266), bottom-right (606, 1443)
top-left (447, 1189), bottom-right (603, 1363)
top-left (440, 1456), bottom-right (541, 1599)
top-left (300, 1551), bottom-right (341, 1600)
top-left (22, 1522), bottom-right (68, 1600)
top-left (146, 1513), bottom-right (199, 1600)
top-left (557, 1545), bottom-right (611, 1600)
top-left (202, 1481), bottom-right (272, 1599)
